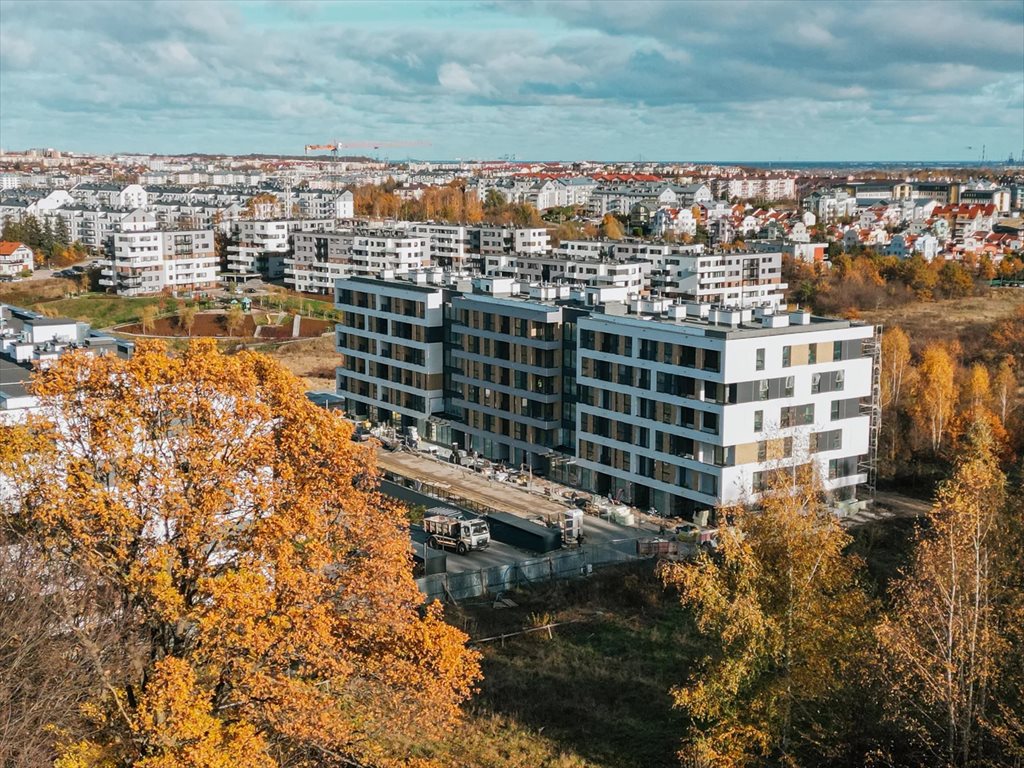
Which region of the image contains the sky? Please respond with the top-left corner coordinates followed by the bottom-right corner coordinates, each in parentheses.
top-left (1, 0), bottom-right (1022, 161)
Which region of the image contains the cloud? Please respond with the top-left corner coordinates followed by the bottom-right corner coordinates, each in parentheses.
top-left (0, 0), bottom-right (1020, 160)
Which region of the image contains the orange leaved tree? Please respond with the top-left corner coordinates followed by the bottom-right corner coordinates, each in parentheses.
top-left (0, 340), bottom-right (479, 768)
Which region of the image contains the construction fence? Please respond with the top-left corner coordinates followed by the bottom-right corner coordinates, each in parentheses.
top-left (415, 540), bottom-right (641, 602)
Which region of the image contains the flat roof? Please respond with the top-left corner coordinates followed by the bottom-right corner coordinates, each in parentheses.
top-left (0, 358), bottom-right (31, 399)
top-left (582, 310), bottom-right (869, 339)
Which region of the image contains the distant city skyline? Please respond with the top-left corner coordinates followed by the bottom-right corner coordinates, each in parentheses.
top-left (1, 0), bottom-right (1022, 162)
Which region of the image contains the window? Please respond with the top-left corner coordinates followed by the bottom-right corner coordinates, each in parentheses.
top-left (783, 436), bottom-right (793, 459)
top-left (811, 372), bottom-right (822, 394)
top-left (784, 376), bottom-right (794, 397)
top-left (757, 441), bottom-right (767, 462)
top-left (752, 470), bottom-right (765, 492)
top-left (782, 346), bottom-right (792, 367)
top-left (754, 409), bottom-right (763, 431)
top-left (758, 379), bottom-right (770, 401)
top-left (831, 400), bottom-right (841, 420)
top-left (808, 345), bottom-right (817, 364)
top-left (755, 347), bottom-right (765, 371)
top-left (835, 370), bottom-right (845, 391)
top-left (701, 411), bottom-right (719, 434)
top-left (833, 340), bottom-right (843, 361)
top-left (802, 404), bottom-right (815, 425)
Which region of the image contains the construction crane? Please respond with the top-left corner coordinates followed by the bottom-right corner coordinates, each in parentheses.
top-left (303, 140), bottom-right (431, 158)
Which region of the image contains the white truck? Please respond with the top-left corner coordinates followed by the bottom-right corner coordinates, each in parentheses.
top-left (423, 509), bottom-right (490, 555)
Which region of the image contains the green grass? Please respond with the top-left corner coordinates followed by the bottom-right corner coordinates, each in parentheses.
top-left (35, 294), bottom-right (165, 328)
top-left (420, 565), bottom-right (698, 768)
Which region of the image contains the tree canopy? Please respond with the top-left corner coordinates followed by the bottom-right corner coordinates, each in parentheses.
top-left (0, 340), bottom-right (479, 768)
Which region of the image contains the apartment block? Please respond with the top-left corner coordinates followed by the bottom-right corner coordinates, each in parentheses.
top-left (226, 218), bottom-right (334, 279)
top-left (332, 287), bottom-right (878, 517)
top-left (334, 277), bottom-right (446, 437)
top-left (285, 231), bottom-right (354, 294)
top-left (575, 306), bottom-right (877, 515)
top-left (653, 251), bottom-right (787, 308)
top-left (99, 227), bottom-right (217, 296)
top-left (448, 285), bottom-right (583, 468)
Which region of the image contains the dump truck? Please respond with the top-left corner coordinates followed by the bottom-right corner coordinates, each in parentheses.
top-left (423, 508), bottom-right (490, 555)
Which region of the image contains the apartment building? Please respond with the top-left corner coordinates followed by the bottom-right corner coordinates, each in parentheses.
top-left (285, 230), bottom-right (354, 294)
top-left (409, 223), bottom-right (471, 267)
top-left (575, 306), bottom-right (877, 515)
top-left (713, 177), bottom-right (797, 202)
top-left (1, 303), bottom-right (132, 421)
top-left (448, 283), bottom-right (584, 468)
top-left (334, 276), bottom-right (446, 438)
top-left (226, 218), bottom-right (334, 279)
top-left (99, 226), bottom-right (217, 297)
top-left (333, 276), bottom-right (879, 514)
top-left (350, 230), bottom-right (430, 275)
top-left (484, 253), bottom-right (649, 292)
top-left (655, 251), bottom-right (787, 308)
top-left (472, 226), bottom-right (550, 256)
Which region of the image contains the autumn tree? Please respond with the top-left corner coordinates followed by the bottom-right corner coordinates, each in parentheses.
top-left (600, 214), bottom-right (625, 240)
top-left (178, 303), bottom-right (199, 337)
top-left (992, 357), bottom-right (1018, 426)
top-left (0, 340), bottom-right (480, 767)
top-left (661, 466), bottom-right (874, 767)
top-left (225, 304), bottom-right (245, 337)
top-left (911, 342), bottom-right (957, 453)
top-left (139, 304), bottom-right (159, 335)
top-left (877, 420), bottom-right (1010, 767)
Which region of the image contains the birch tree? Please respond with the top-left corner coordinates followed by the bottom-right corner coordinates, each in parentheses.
top-left (877, 420), bottom-right (1007, 767)
top-left (661, 466), bottom-right (873, 767)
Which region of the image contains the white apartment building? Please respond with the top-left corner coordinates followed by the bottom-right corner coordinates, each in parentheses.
top-left (409, 223), bottom-right (472, 267)
top-left (289, 189), bottom-right (354, 219)
top-left (285, 231), bottom-right (354, 294)
top-left (226, 218), bottom-right (334, 279)
top-left (99, 226), bottom-right (217, 297)
top-left (350, 230), bottom-right (430, 275)
top-left (713, 177), bottom-right (797, 201)
top-left (484, 253), bottom-right (649, 292)
top-left (334, 277), bottom-right (446, 437)
top-left (575, 306), bottom-right (877, 516)
top-left (474, 226), bottom-right (550, 256)
top-left (654, 252), bottom-right (787, 308)
top-left (69, 183), bottom-right (148, 209)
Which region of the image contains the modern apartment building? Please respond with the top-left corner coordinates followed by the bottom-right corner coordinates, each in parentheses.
top-left (574, 306), bottom-right (877, 515)
top-left (447, 283), bottom-right (586, 467)
top-left (99, 227), bottom-right (218, 296)
top-left (652, 251), bottom-right (787, 308)
top-left (334, 276), bottom-right (446, 439)
top-left (226, 218), bottom-right (334, 279)
top-left (334, 274), bottom-right (880, 514)
top-left (285, 230), bottom-right (354, 294)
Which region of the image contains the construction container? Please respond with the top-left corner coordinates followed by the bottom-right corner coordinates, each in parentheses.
top-left (485, 511), bottom-right (561, 553)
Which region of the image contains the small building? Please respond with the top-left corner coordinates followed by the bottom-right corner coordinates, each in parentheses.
top-left (0, 241), bottom-right (34, 276)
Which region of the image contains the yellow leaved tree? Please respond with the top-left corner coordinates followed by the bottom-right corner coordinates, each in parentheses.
top-left (0, 340), bottom-right (480, 768)
top-left (661, 466), bottom-right (873, 767)
top-left (877, 420), bottom-right (1011, 767)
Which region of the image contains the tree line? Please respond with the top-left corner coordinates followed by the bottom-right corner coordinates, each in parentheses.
top-left (663, 419), bottom-right (1023, 767)
top-left (1, 214), bottom-right (88, 267)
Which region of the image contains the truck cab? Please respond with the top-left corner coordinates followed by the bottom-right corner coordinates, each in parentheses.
top-left (423, 510), bottom-right (490, 555)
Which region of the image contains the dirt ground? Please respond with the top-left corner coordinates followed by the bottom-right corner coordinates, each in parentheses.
top-left (115, 313), bottom-right (333, 341)
top-left (116, 312), bottom-right (259, 338)
top-left (263, 333), bottom-right (341, 390)
top-left (859, 288), bottom-right (1023, 359)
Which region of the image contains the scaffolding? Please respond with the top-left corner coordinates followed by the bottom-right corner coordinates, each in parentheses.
top-left (859, 325), bottom-right (882, 497)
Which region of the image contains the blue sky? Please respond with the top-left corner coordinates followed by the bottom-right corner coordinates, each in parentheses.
top-left (1, 0), bottom-right (1022, 161)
